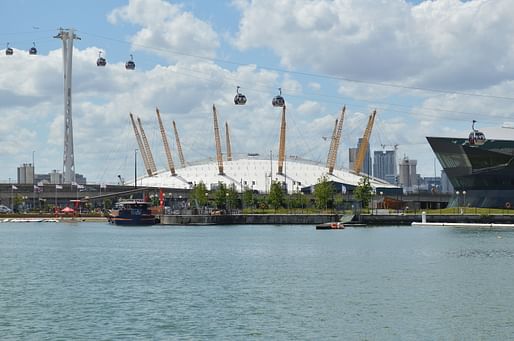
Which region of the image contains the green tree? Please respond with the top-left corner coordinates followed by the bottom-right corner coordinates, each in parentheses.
top-left (354, 176), bottom-right (373, 208)
top-left (190, 182), bottom-right (208, 207)
top-left (242, 188), bottom-right (255, 211)
top-left (291, 192), bottom-right (308, 210)
top-left (268, 181), bottom-right (285, 210)
top-left (213, 182), bottom-right (227, 209)
top-left (226, 184), bottom-right (239, 212)
top-left (314, 175), bottom-right (334, 210)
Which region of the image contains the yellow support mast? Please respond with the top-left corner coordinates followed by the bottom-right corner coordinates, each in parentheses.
top-left (212, 105), bottom-right (224, 175)
top-left (326, 106), bottom-right (346, 175)
top-left (172, 120), bottom-right (187, 168)
top-left (155, 107), bottom-right (176, 176)
top-left (225, 121), bottom-right (232, 161)
top-left (137, 116), bottom-right (158, 174)
top-left (129, 113), bottom-right (153, 177)
top-left (353, 109), bottom-right (377, 175)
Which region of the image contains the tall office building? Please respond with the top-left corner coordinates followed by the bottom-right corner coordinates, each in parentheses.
top-left (398, 156), bottom-right (417, 192)
top-left (348, 138), bottom-right (371, 175)
top-left (373, 150), bottom-right (397, 183)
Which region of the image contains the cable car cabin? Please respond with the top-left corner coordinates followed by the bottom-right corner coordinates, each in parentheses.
top-left (97, 57), bottom-right (107, 67)
top-left (234, 86), bottom-right (247, 105)
top-left (468, 131), bottom-right (486, 146)
top-left (125, 54), bottom-right (135, 70)
top-left (272, 95), bottom-right (285, 107)
top-left (29, 42), bottom-right (37, 55)
top-left (468, 120), bottom-right (486, 146)
top-left (234, 93), bottom-right (247, 105)
top-left (6, 43), bottom-right (13, 56)
top-left (272, 88), bottom-right (285, 107)
top-left (125, 60), bottom-right (135, 70)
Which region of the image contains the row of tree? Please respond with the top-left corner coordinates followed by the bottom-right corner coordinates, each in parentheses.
top-left (188, 175), bottom-right (374, 211)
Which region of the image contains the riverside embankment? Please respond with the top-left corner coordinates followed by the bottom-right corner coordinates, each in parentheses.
top-left (160, 213), bottom-right (514, 225)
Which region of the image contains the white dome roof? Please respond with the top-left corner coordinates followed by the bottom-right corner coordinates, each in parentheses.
top-left (133, 157), bottom-right (396, 193)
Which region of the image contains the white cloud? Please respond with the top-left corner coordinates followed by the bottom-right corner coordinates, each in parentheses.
top-left (108, 0), bottom-right (220, 62)
top-left (234, 0), bottom-right (514, 91)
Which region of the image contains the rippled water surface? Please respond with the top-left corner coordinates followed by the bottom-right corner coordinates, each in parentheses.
top-left (1, 223), bottom-right (514, 340)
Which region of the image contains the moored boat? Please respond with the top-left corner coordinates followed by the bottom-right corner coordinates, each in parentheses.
top-left (316, 222), bottom-right (344, 230)
top-left (109, 201), bottom-right (158, 226)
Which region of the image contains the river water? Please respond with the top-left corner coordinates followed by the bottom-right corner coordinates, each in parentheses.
top-left (1, 222), bottom-right (513, 340)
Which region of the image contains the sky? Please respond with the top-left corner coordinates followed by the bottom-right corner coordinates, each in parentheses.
top-left (1, 0), bottom-right (514, 184)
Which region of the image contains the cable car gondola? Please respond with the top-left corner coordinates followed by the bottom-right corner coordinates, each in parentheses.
top-left (125, 54), bottom-right (135, 70)
top-left (272, 87), bottom-right (285, 107)
top-left (468, 120), bottom-right (486, 146)
top-left (234, 86), bottom-right (247, 105)
top-left (5, 43), bottom-right (13, 56)
top-left (96, 51), bottom-right (106, 67)
top-left (29, 42), bottom-right (37, 55)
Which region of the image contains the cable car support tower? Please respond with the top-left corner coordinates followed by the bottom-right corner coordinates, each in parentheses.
top-left (54, 28), bottom-right (80, 184)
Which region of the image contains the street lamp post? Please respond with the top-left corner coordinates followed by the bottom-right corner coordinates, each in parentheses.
top-left (455, 190), bottom-right (460, 214)
top-left (134, 149), bottom-right (138, 189)
top-left (462, 190), bottom-right (467, 213)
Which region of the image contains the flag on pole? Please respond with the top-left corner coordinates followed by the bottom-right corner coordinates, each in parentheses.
top-left (56, 185), bottom-right (63, 190)
top-left (11, 185), bottom-right (18, 190)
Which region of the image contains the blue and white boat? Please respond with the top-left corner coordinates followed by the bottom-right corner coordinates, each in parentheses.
top-left (109, 201), bottom-right (157, 226)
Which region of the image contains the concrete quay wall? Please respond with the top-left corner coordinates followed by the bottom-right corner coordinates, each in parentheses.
top-left (360, 214), bottom-right (514, 225)
top-left (161, 213), bottom-right (514, 225)
top-left (160, 214), bottom-right (339, 225)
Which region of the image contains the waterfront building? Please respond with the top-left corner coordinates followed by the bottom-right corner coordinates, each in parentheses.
top-left (440, 170), bottom-right (454, 194)
top-left (17, 163), bottom-right (34, 184)
top-left (398, 157), bottom-right (417, 193)
top-left (373, 150), bottom-right (397, 184)
top-left (427, 136), bottom-right (514, 208)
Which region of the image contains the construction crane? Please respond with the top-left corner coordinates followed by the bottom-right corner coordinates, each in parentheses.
top-left (155, 107), bottom-right (176, 176)
top-left (225, 122), bottom-right (232, 161)
top-left (212, 104), bottom-right (224, 175)
top-left (129, 113), bottom-right (153, 177)
top-left (277, 105), bottom-right (286, 174)
top-left (353, 109), bottom-right (377, 174)
top-left (326, 106), bottom-right (346, 175)
top-left (172, 120), bottom-right (187, 168)
top-left (137, 117), bottom-right (157, 175)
